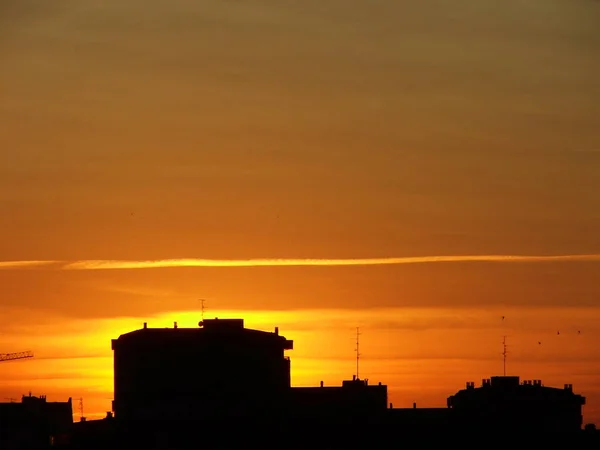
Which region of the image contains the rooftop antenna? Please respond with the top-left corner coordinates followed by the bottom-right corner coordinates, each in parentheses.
top-left (355, 327), bottom-right (361, 380)
top-left (79, 397), bottom-right (85, 422)
top-left (502, 335), bottom-right (508, 376)
top-left (199, 299), bottom-right (206, 321)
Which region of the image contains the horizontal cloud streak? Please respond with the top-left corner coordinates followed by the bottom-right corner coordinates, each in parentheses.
top-left (60, 254), bottom-right (600, 270)
top-left (1, 254), bottom-right (600, 270)
top-left (0, 260), bottom-right (60, 269)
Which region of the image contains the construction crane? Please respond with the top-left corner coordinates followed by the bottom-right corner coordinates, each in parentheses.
top-left (0, 351), bottom-right (34, 362)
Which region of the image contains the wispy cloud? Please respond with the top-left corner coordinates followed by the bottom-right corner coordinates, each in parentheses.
top-left (0, 260), bottom-right (60, 269)
top-left (59, 254), bottom-right (600, 270)
top-left (1, 254), bottom-right (600, 270)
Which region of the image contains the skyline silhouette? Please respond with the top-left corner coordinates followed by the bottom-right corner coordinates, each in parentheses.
top-left (1, 317), bottom-right (597, 449)
top-left (1, 308), bottom-right (598, 426)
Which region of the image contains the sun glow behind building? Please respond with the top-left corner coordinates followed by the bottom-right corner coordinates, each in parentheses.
top-left (1, 307), bottom-right (599, 424)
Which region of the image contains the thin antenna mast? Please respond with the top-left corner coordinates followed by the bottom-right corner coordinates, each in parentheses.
top-left (199, 299), bottom-right (206, 321)
top-left (355, 327), bottom-right (361, 380)
top-left (502, 336), bottom-right (508, 376)
top-left (79, 397), bottom-right (85, 422)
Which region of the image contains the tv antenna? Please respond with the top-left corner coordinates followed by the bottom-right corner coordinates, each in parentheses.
top-left (199, 299), bottom-right (206, 321)
top-left (355, 327), bottom-right (361, 380)
top-left (502, 335), bottom-right (508, 376)
top-left (79, 397), bottom-right (85, 422)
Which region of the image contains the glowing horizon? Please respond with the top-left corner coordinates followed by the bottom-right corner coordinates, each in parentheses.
top-left (2, 306), bottom-right (600, 424)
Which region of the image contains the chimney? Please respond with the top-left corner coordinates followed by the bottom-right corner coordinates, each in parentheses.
top-left (174, 322), bottom-right (178, 329)
top-left (320, 381), bottom-right (324, 388)
top-left (413, 402), bottom-right (417, 409)
top-left (275, 326), bottom-right (279, 335)
top-left (143, 322), bottom-right (147, 329)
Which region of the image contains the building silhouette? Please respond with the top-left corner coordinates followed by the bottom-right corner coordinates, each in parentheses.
top-left (0, 393), bottom-right (72, 449)
top-left (447, 376), bottom-right (586, 433)
top-left (111, 318), bottom-right (293, 421)
top-left (290, 376), bottom-right (388, 419)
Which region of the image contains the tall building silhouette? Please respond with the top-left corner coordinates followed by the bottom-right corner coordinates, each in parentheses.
top-left (111, 318), bottom-right (293, 421)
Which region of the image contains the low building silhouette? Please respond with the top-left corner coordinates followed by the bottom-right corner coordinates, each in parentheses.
top-left (111, 318), bottom-right (293, 421)
top-left (447, 376), bottom-right (586, 432)
top-left (0, 393), bottom-right (73, 449)
top-left (290, 376), bottom-right (388, 419)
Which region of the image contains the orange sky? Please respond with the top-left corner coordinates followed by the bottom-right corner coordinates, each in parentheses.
top-left (1, 0), bottom-right (599, 425)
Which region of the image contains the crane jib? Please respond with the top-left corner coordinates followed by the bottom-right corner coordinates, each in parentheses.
top-left (0, 351), bottom-right (34, 362)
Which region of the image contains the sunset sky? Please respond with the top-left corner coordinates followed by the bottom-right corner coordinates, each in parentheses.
top-left (1, 0), bottom-right (599, 424)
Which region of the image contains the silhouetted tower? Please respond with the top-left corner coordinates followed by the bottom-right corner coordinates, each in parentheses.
top-left (199, 299), bottom-right (206, 322)
top-left (502, 336), bottom-right (508, 376)
top-left (355, 327), bottom-right (361, 379)
top-left (79, 397), bottom-right (86, 422)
